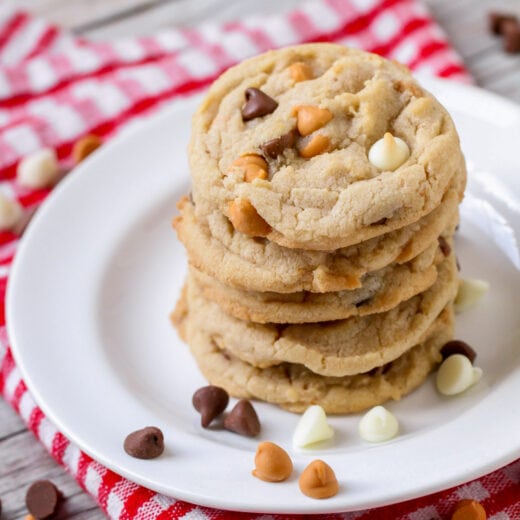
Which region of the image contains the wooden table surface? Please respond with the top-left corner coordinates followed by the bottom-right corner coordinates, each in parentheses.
top-left (1, 1), bottom-right (519, 519)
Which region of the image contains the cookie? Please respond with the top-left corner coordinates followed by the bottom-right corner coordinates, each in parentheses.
top-left (189, 43), bottom-right (466, 250)
top-left (189, 239), bottom-right (443, 324)
top-left (182, 253), bottom-right (458, 377)
top-left (174, 187), bottom-right (459, 294)
top-left (174, 294), bottom-right (454, 414)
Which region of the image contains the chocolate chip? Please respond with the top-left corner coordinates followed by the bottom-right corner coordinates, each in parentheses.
top-left (26, 480), bottom-right (62, 519)
top-left (124, 426), bottom-right (164, 459)
top-left (441, 340), bottom-right (477, 364)
top-left (503, 20), bottom-right (520, 53)
top-left (192, 385), bottom-right (229, 427)
top-left (260, 129), bottom-right (298, 159)
top-left (242, 88), bottom-right (278, 121)
top-left (223, 399), bottom-right (260, 437)
top-left (488, 11), bottom-right (518, 35)
top-left (438, 236), bottom-right (451, 257)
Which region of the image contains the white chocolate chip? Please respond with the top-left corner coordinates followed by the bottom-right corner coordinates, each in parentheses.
top-left (0, 193), bottom-right (23, 231)
top-left (292, 405), bottom-right (334, 448)
top-left (455, 278), bottom-right (489, 313)
top-left (17, 148), bottom-right (60, 189)
top-left (436, 354), bottom-right (483, 396)
top-left (358, 405), bottom-right (399, 443)
top-left (368, 132), bottom-right (410, 171)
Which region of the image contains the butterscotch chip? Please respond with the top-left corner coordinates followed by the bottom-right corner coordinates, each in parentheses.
top-left (299, 460), bottom-right (339, 499)
top-left (289, 62), bottom-right (313, 82)
top-left (252, 441), bottom-right (293, 482)
top-left (72, 134), bottom-right (102, 164)
top-left (229, 154), bottom-right (268, 182)
top-left (452, 499), bottom-right (487, 520)
top-left (293, 105), bottom-right (333, 136)
top-left (299, 134), bottom-right (330, 158)
top-left (228, 198), bottom-right (271, 237)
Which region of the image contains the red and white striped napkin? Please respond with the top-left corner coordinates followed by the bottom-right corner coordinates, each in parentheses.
top-left (0, 1), bottom-right (518, 518)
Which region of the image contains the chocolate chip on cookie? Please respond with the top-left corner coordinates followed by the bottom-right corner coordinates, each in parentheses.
top-left (488, 11), bottom-right (518, 35)
top-left (260, 129), bottom-right (298, 159)
top-left (242, 88), bottom-right (278, 121)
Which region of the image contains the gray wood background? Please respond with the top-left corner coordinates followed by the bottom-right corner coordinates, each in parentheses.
top-left (1, 1), bottom-right (519, 519)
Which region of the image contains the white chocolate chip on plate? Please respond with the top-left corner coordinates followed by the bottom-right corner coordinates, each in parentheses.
top-left (292, 405), bottom-right (334, 448)
top-left (17, 148), bottom-right (60, 189)
top-left (0, 193), bottom-right (23, 231)
top-left (455, 278), bottom-right (489, 313)
top-left (358, 405), bottom-right (399, 443)
top-left (368, 132), bottom-right (410, 171)
top-left (436, 354), bottom-right (483, 396)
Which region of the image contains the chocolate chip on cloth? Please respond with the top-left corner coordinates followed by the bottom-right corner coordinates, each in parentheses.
top-left (441, 340), bottom-right (477, 364)
top-left (25, 480), bottom-right (63, 519)
top-left (124, 426), bottom-right (164, 459)
top-left (192, 385), bottom-right (229, 427)
top-left (241, 88), bottom-right (278, 121)
top-left (223, 399), bottom-right (261, 437)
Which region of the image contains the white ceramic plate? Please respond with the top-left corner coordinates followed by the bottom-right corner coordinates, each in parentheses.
top-left (7, 78), bottom-right (520, 514)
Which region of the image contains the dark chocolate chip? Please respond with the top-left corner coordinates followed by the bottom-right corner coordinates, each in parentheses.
top-left (242, 88), bottom-right (278, 121)
top-left (440, 340), bottom-right (477, 364)
top-left (503, 20), bottom-right (520, 53)
top-left (488, 11), bottom-right (518, 35)
top-left (192, 385), bottom-right (229, 427)
top-left (223, 399), bottom-right (261, 437)
top-left (124, 426), bottom-right (164, 459)
top-left (438, 236), bottom-right (451, 257)
top-left (372, 217), bottom-right (388, 226)
top-left (260, 129), bottom-right (298, 159)
top-left (26, 480), bottom-right (63, 520)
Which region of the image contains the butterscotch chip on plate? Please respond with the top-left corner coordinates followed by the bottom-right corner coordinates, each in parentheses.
top-left (188, 43), bottom-right (466, 250)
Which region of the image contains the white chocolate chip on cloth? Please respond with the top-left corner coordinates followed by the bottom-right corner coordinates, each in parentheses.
top-left (17, 148), bottom-right (61, 189)
top-left (189, 43), bottom-right (466, 250)
top-left (174, 188), bottom-right (459, 294)
top-left (0, 193), bottom-right (23, 231)
top-left (173, 290), bottom-right (454, 414)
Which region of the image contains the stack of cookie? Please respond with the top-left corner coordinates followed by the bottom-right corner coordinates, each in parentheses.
top-left (173, 44), bottom-right (466, 414)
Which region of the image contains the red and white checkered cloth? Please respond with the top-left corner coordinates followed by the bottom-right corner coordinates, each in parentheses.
top-left (0, 1), bottom-right (518, 518)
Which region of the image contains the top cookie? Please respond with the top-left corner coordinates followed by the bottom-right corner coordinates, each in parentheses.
top-left (189, 43), bottom-right (466, 250)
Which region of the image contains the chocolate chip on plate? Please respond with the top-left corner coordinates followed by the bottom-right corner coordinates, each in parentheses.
top-left (440, 340), bottom-right (477, 364)
top-left (224, 399), bottom-right (261, 437)
top-left (260, 129), bottom-right (298, 159)
top-left (488, 11), bottom-right (518, 35)
top-left (192, 385), bottom-right (229, 427)
top-left (124, 426), bottom-right (164, 459)
top-left (242, 88), bottom-right (278, 121)
top-left (26, 480), bottom-right (63, 520)
top-left (502, 19), bottom-right (520, 53)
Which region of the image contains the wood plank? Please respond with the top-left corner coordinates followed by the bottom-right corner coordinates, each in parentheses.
top-left (0, 401), bottom-right (105, 520)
